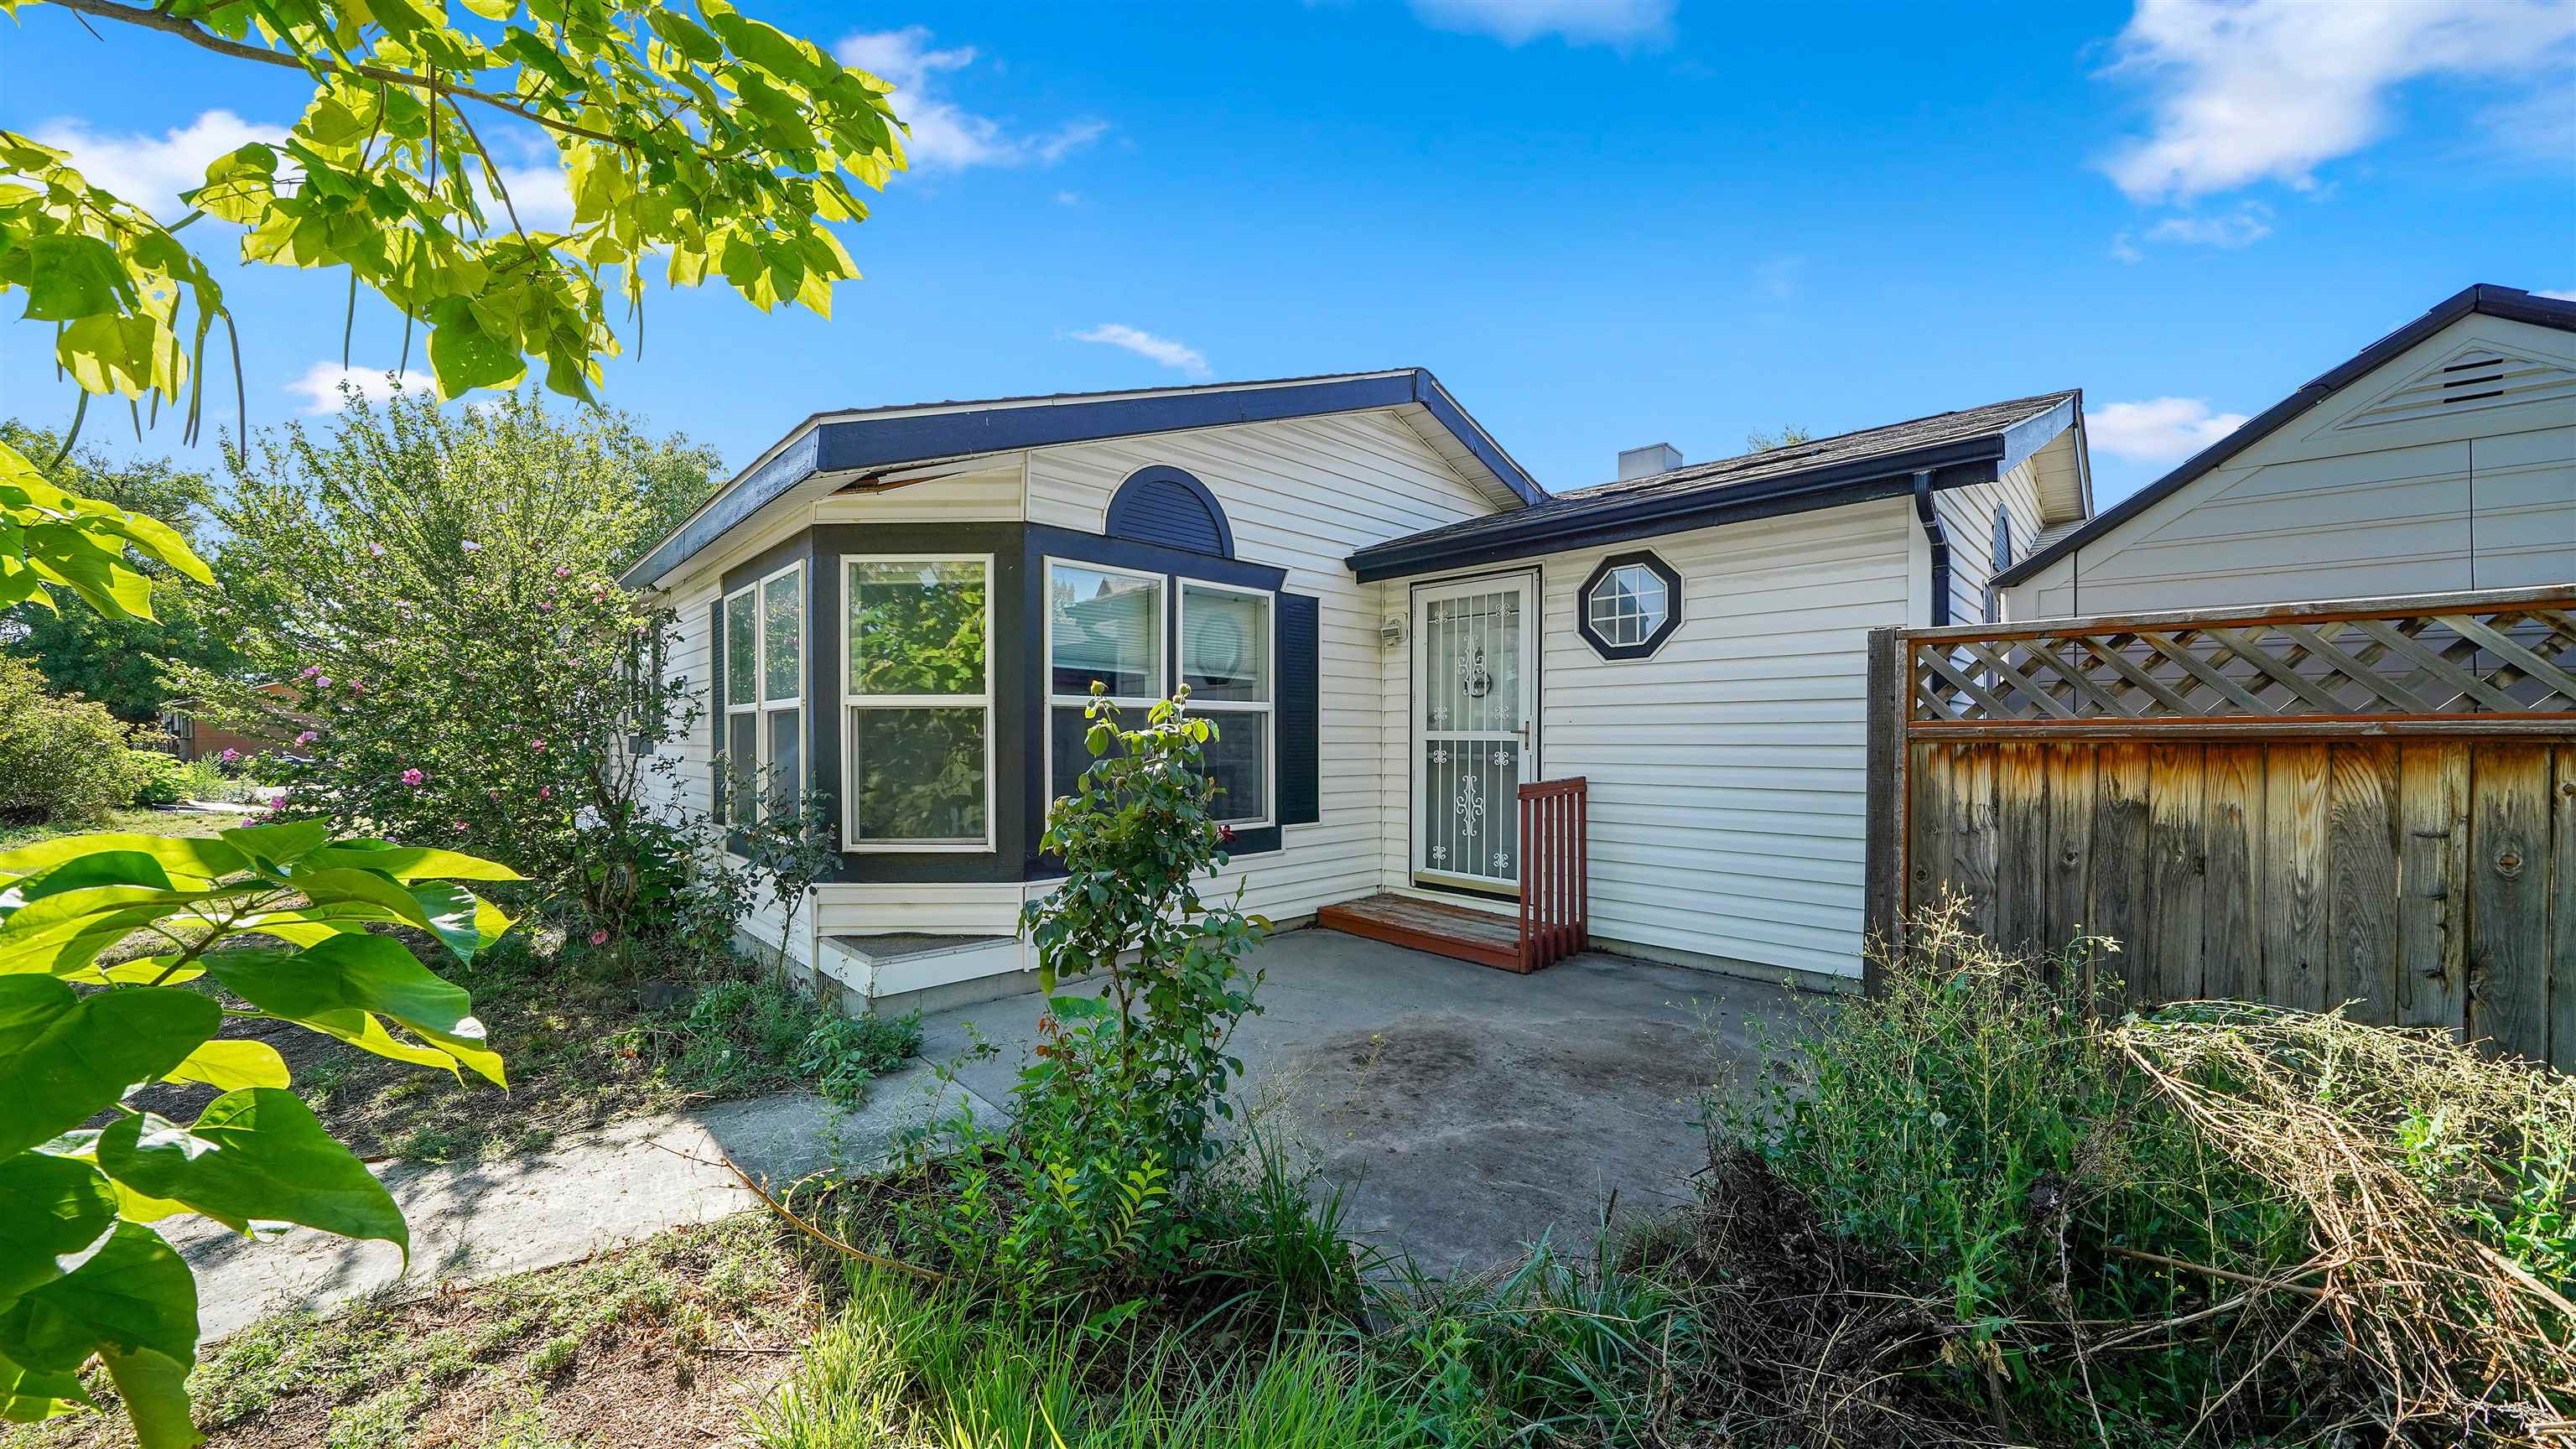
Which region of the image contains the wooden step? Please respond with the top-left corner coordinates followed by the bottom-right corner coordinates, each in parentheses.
top-left (1316, 892), bottom-right (1533, 974)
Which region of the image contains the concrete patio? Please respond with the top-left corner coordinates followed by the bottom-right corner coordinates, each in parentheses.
top-left (917, 923), bottom-right (1821, 1270)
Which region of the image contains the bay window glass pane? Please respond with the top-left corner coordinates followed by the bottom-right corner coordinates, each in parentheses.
top-left (849, 707), bottom-right (986, 842)
top-left (766, 708), bottom-right (801, 813)
top-left (762, 569), bottom-right (802, 703)
top-left (1182, 585), bottom-right (1270, 703)
top-left (1201, 712), bottom-right (1268, 823)
top-left (724, 593), bottom-right (756, 707)
top-left (849, 560), bottom-right (987, 696)
top-left (725, 712), bottom-right (758, 826)
top-left (1049, 565), bottom-right (1160, 698)
top-left (1049, 704), bottom-right (1130, 802)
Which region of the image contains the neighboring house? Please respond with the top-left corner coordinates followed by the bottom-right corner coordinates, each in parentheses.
top-left (622, 371), bottom-right (2090, 1008)
top-left (2001, 284), bottom-right (2576, 619)
top-left (159, 683), bottom-right (299, 763)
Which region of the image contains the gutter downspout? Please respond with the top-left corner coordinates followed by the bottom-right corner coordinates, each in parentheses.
top-left (1912, 470), bottom-right (1950, 627)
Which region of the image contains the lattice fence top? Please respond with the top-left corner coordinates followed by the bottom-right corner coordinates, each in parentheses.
top-left (1903, 587), bottom-right (2576, 736)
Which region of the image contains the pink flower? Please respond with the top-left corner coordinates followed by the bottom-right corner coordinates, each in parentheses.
top-left (588, 928), bottom-right (610, 947)
top-left (401, 767), bottom-right (424, 786)
top-left (315, 675), bottom-right (332, 689)
top-left (539, 786), bottom-right (553, 799)
top-left (219, 747), bottom-right (240, 765)
top-left (531, 738), bottom-right (548, 752)
top-left (453, 820), bottom-right (470, 833)
top-left (555, 565), bottom-right (571, 578)
top-left (488, 788), bottom-right (501, 800)
top-left (299, 665), bottom-right (322, 679)
top-left (347, 680), bottom-right (364, 694)
top-left (295, 730), bottom-right (318, 745)
top-left (535, 600), bottom-right (552, 612)
top-left (264, 796), bottom-right (287, 813)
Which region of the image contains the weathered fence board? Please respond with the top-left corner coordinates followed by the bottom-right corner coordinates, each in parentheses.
top-left (1865, 588), bottom-right (2576, 1065)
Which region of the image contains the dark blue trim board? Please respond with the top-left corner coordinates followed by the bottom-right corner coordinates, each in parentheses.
top-left (626, 370), bottom-right (1544, 588)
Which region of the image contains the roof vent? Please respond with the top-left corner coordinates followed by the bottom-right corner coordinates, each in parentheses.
top-left (1617, 443), bottom-right (1682, 480)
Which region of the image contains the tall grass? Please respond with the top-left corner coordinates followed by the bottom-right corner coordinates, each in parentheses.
top-left (751, 1267), bottom-right (1415, 1449)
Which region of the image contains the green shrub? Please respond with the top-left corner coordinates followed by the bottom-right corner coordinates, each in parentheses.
top-left (127, 749), bottom-right (187, 807)
top-left (798, 1009), bottom-right (924, 1109)
top-left (626, 974), bottom-right (920, 1105)
top-left (0, 654), bottom-right (157, 824)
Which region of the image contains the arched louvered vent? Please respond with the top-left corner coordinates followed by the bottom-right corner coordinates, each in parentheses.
top-left (2339, 346), bottom-right (2576, 430)
top-left (1105, 466), bottom-right (1233, 558)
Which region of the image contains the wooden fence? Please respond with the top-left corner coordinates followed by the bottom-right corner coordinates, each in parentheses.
top-left (1863, 587), bottom-right (2576, 1067)
top-left (1517, 776), bottom-right (1590, 973)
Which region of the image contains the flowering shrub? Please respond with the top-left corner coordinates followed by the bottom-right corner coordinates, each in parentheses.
top-left (174, 390), bottom-right (719, 943)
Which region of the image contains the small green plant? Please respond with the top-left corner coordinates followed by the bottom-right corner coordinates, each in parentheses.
top-left (0, 657), bottom-right (160, 826)
top-left (797, 1010), bottom-right (923, 1109)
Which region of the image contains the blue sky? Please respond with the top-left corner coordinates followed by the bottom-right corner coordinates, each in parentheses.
top-left (4, 0), bottom-right (2571, 506)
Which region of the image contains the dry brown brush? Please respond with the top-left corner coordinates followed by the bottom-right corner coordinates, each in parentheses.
top-left (2117, 1004), bottom-right (2576, 1445)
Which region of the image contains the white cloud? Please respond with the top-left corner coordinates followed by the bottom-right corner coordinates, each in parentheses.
top-left (2142, 201), bottom-right (2274, 248)
top-left (2537, 288), bottom-right (2576, 302)
top-left (285, 363), bottom-right (434, 414)
top-left (33, 110), bottom-right (284, 214)
top-left (1053, 190), bottom-right (1083, 206)
top-left (1073, 324), bottom-right (1208, 378)
top-left (1407, 0), bottom-right (1673, 46)
top-left (2099, 0), bottom-right (2576, 203)
top-left (2087, 397), bottom-right (2251, 464)
top-left (834, 28), bottom-right (1106, 170)
top-left (2109, 232), bottom-right (2145, 264)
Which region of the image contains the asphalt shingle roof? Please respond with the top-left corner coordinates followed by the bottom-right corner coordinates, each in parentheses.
top-left (1371, 390), bottom-right (2080, 555)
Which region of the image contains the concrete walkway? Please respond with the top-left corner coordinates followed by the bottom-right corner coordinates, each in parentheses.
top-left (180, 1063), bottom-right (1000, 1344)
top-left (187, 927), bottom-right (1815, 1341)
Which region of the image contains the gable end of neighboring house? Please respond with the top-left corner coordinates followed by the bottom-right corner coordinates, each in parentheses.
top-left (2001, 284), bottom-right (2576, 618)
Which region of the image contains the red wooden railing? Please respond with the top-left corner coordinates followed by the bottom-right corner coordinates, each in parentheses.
top-left (1516, 776), bottom-right (1589, 971)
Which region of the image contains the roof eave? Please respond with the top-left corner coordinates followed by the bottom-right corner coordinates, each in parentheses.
top-left (621, 369), bottom-right (1545, 589)
top-left (1349, 435), bottom-right (2010, 582)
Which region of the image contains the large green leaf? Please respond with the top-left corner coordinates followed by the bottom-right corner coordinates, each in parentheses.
top-left (101, 1344), bottom-right (200, 1448)
top-left (214, 820), bottom-right (333, 873)
top-left (296, 842), bottom-right (522, 883)
top-left (0, 834), bottom-right (248, 890)
top-left (161, 1039), bottom-right (288, 1092)
top-left (0, 1343), bottom-right (91, 1425)
top-left (205, 937), bottom-right (504, 1087)
top-left (98, 1090), bottom-right (405, 1252)
top-left (0, 980), bottom-right (218, 1157)
top-left (0, 1221), bottom-right (196, 1374)
top-left (0, 1152), bottom-right (119, 1301)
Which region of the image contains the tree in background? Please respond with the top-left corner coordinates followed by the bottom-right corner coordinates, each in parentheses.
top-left (0, 423), bottom-right (238, 723)
top-left (0, 3), bottom-right (908, 1441)
top-left (174, 387), bottom-right (717, 938)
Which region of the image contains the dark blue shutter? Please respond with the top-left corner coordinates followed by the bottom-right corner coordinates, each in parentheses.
top-left (1276, 593), bottom-right (1320, 826)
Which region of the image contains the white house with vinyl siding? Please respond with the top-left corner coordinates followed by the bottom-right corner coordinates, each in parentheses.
top-left (2000, 284), bottom-right (2576, 619)
top-left (624, 368), bottom-right (2090, 1009)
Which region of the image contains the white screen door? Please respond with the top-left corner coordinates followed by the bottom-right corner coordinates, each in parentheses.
top-left (1412, 573), bottom-right (1538, 891)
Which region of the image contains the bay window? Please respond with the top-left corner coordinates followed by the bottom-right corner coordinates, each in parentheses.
top-left (1046, 559), bottom-right (1272, 827)
top-left (722, 563), bottom-right (803, 825)
top-left (844, 556), bottom-right (992, 850)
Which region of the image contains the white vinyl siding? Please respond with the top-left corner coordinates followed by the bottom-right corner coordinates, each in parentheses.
top-left (2011, 314), bottom-right (2576, 619)
top-left (1932, 455), bottom-right (2044, 625)
top-left (1530, 501), bottom-right (1914, 980)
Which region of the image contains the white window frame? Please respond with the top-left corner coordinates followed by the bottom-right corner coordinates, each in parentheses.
top-left (1176, 577), bottom-right (1275, 829)
top-left (1042, 557), bottom-right (1168, 810)
top-left (723, 562), bottom-right (806, 833)
top-left (1584, 562), bottom-right (1668, 647)
top-left (841, 553), bottom-right (996, 854)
